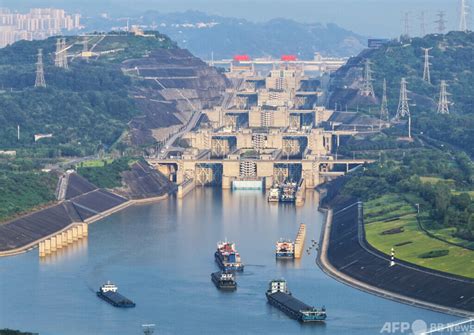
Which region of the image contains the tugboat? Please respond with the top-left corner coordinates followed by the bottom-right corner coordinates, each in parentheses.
top-left (96, 281), bottom-right (136, 308)
top-left (275, 239), bottom-right (295, 259)
top-left (211, 271), bottom-right (237, 290)
top-left (266, 279), bottom-right (326, 322)
top-left (215, 241), bottom-right (244, 272)
top-left (267, 185), bottom-right (280, 202)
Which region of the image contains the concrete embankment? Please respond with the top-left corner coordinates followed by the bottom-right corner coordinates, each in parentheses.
top-left (0, 171), bottom-right (173, 258)
top-left (317, 200), bottom-right (474, 318)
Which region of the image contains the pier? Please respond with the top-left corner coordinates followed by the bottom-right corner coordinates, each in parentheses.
top-left (39, 223), bottom-right (88, 257)
top-left (294, 224), bottom-right (306, 259)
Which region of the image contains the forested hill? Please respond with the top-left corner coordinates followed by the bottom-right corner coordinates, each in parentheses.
top-left (84, 11), bottom-right (367, 59)
top-left (0, 32), bottom-right (176, 156)
top-left (328, 31), bottom-right (474, 156)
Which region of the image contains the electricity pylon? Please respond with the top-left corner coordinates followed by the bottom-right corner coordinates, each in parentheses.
top-left (422, 47), bottom-right (432, 84)
top-left (437, 80), bottom-right (450, 114)
top-left (435, 11), bottom-right (447, 33)
top-left (379, 78), bottom-right (389, 128)
top-left (35, 49), bottom-right (46, 88)
top-left (360, 59), bottom-right (375, 97)
top-left (395, 78), bottom-right (412, 138)
top-left (459, 0), bottom-right (469, 32)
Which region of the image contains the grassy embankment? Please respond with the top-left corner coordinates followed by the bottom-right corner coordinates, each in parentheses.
top-left (364, 194), bottom-right (474, 279)
top-left (76, 157), bottom-right (137, 188)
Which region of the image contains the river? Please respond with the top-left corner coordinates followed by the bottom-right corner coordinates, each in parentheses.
top-left (0, 189), bottom-right (458, 334)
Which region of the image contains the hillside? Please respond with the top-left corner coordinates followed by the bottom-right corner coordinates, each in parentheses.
top-left (0, 31), bottom-right (228, 156)
top-left (83, 11), bottom-right (367, 59)
top-left (328, 31), bottom-right (474, 156)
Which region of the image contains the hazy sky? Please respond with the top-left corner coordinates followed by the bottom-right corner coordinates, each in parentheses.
top-left (1, 0), bottom-right (466, 37)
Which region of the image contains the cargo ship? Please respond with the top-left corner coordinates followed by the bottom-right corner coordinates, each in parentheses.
top-left (275, 239), bottom-right (295, 259)
top-left (211, 271), bottom-right (237, 290)
top-left (215, 241), bottom-right (244, 272)
top-left (267, 186), bottom-right (280, 202)
top-left (96, 281), bottom-right (136, 308)
top-left (280, 182), bottom-right (297, 203)
top-left (266, 279), bottom-right (326, 322)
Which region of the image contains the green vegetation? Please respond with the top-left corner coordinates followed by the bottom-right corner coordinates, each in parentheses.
top-left (77, 157), bottom-right (136, 188)
top-left (0, 32), bottom-right (176, 156)
top-left (418, 249), bottom-right (449, 258)
top-left (0, 162), bottom-right (57, 221)
top-left (332, 31), bottom-right (474, 156)
top-left (364, 200), bottom-right (474, 278)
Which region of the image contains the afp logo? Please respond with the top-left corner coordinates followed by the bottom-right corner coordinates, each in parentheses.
top-left (380, 320), bottom-right (428, 334)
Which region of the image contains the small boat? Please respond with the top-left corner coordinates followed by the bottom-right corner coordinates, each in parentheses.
top-left (96, 281), bottom-right (136, 308)
top-left (211, 271), bottom-right (237, 290)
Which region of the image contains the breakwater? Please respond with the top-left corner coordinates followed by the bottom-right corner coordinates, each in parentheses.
top-left (39, 223), bottom-right (88, 257)
top-left (0, 171), bottom-right (172, 258)
top-left (317, 199), bottom-right (474, 317)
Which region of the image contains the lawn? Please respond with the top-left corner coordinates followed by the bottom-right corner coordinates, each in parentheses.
top-left (78, 158), bottom-right (114, 168)
top-left (419, 176), bottom-right (455, 185)
top-left (364, 197), bottom-right (474, 279)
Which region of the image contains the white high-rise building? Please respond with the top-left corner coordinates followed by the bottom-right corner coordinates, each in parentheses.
top-left (0, 8), bottom-right (82, 48)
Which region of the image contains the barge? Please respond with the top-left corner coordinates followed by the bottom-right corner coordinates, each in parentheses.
top-left (215, 241), bottom-right (244, 272)
top-left (96, 281), bottom-right (136, 308)
top-left (211, 271), bottom-right (237, 290)
top-left (275, 239), bottom-right (295, 259)
top-left (266, 279), bottom-right (326, 322)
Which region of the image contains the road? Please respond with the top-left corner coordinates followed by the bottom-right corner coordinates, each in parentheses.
top-left (157, 77), bottom-right (243, 159)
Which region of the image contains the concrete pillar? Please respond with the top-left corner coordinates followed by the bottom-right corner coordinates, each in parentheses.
top-left (72, 227), bottom-right (78, 241)
top-left (39, 241), bottom-right (45, 257)
top-left (67, 229), bottom-right (73, 243)
top-left (44, 239), bottom-right (51, 254)
top-left (50, 236), bottom-right (57, 252)
top-left (82, 223), bottom-right (88, 236)
top-left (264, 176), bottom-right (273, 189)
top-left (62, 232), bottom-right (68, 246)
top-left (77, 225), bottom-right (83, 239)
top-left (222, 176), bottom-right (232, 189)
top-left (56, 234), bottom-right (62, 249)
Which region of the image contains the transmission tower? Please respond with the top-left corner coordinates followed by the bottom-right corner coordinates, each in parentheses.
top-left (395, 78), bottom-right (411, 138)
top-left (435, 11), bottom-right (447, 33)
top-left (422, 47), bottom-right (433, 84)
top-left (360, 59), bottom-right (375, 97)
top-left (34, 49), bottom-right (46, 88)
top-left (54, 38), bottom-right (68, 69)
top-left (419, 11), bottom-right (426, 36)
top-left (61, 38), bottom-right (68, 69)
top-left (379, 78), bottom-right (389, 128)
top-left (54, 38), bottom-right (62, 67)
top-left (403, 12), bottom-right (411, 37)
top-left (437, 80), bottom-right (450, 114)
top-left (459, 0), bottom-right (470, 32)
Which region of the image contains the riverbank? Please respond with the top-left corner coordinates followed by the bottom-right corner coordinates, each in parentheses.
top-left (0, 171), bottom-right (172, 258)
top-left (316, 201), bottom-right (474, 318)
